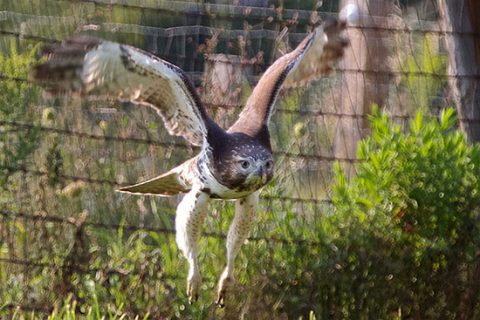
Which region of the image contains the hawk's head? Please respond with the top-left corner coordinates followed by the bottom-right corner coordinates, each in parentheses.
top-left (208, 132), bottom-right (274, 192)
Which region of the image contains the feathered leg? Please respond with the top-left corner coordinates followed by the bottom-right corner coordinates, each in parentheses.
top-left (216, 191), bottom-right (259, 307)
top-left (176, 187), bottom-right (210, 304)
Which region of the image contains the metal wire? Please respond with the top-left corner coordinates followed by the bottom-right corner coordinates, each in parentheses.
top-left (0, 118), bottom-right (360, 163)
top-left (1, 2), bottom-right (479, 315)
top-left (46, 1), bottom-right (480, 38)
top-left (0, 207), bottom-right (323, 247)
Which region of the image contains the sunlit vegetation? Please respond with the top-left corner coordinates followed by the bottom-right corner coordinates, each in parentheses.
top-left (1, 0), bottom-right (479, 319)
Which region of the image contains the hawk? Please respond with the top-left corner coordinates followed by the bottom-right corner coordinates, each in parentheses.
top-left (32, 18), bottom-right (347, 306)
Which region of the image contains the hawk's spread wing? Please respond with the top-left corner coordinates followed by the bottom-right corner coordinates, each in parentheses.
top-left (32, 36), bottom-right (209, 146)
top-left (228, 18), bottom-right (348, 137)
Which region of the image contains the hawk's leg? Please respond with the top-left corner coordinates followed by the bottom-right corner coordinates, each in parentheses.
top-left (216, 191), bottom-right (259, 307)
top-left (175, 187), bottom-right (210, 304)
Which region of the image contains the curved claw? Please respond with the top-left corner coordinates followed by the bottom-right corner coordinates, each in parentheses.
top-left (187, 272), bottom-right (202, 304)
top-left (188, 290), bottom-right (198, 305)
top-left (216, 273), bottom-right (233, 308)
top-left (216, 295), bottom-right (225, 308)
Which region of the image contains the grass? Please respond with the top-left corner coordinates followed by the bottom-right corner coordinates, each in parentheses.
top-left (4, 295), bottom-right (150, 320)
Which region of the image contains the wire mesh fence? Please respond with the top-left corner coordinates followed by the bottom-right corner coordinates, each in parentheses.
top-left (1, 0), bottom-right (480, 318)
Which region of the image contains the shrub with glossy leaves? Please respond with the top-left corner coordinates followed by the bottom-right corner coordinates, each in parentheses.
top-left (329, 107), bottom-right (480, 318)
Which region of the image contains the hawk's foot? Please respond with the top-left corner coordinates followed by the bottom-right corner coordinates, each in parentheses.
top-left (187, 271), bottom-right (202, 304)
top-left (215, 270), bottom-right (234, 308)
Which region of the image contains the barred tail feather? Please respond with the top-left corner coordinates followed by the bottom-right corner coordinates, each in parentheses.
top-left (31, 36), bottom-right (102, 95)
top-left (117, 157), bottom-right (197, 196)
top-left (117, 171), bottom-right (190, 196)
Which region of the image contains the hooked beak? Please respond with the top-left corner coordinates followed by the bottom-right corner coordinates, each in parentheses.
top-left (256, 166), bottom-right (268, 184)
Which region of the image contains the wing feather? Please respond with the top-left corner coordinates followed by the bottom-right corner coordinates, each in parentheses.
top-left (117, 156), bottom-right (197, 197)
top-left (117, 171), bottom-right (189, 196)
top-left (32, 36), bottom-right (209, 146)
top-left (228, 18), bottom-right (348, 137)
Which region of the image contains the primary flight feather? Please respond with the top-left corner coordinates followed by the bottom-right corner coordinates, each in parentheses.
top-left (32, 17), bottom-right (348, 306)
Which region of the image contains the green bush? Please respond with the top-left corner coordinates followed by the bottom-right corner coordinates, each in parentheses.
top-left (4, 106), bottom-right (480, 319)
top-left (0, 40), bottom-right (41, 188)
top-left (327, 107), bottom-right (480, 318)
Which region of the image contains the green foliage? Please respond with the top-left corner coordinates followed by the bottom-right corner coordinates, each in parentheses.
top-left (3, 74), bottom-right (479, 319)
top-left (4, 295), bottom-right (148, 320)
top-left (1, 2), bottom-right (478, 319)
top-left (328, 106), bottom-right (480, 318)
top-left (0, 39), bottom-right (41, 187)
top-left (401, 35), bottom-right (447, 111)
top-left (62, 227), bottom-right (168, 319)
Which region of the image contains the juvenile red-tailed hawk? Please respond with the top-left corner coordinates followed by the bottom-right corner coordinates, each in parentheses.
top-left (32, 18), bottom-right (347, 306)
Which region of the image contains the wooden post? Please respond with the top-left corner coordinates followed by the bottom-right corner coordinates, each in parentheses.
top-left (334, 0), bottom-right (399, 175)
top-left (437, 0), bottom-right (480, 142)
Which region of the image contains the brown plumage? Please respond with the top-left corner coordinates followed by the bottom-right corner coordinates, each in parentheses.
top-left (32, 36), bottom-right (209, 146)
top-left (31, 17), bottom-right (348, 306)
top-left (229, 18), bottom-right (348, 137)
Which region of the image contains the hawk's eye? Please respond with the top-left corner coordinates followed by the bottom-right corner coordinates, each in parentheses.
top-left (265, 160), bottom-right (273, 170)
top-left (240, 160), bottom-right (250, 169)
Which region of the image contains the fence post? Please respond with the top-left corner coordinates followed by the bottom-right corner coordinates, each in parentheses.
top-left (334, 0), bottom-right (400, 175)
top-left (437, 0), bottom-right (480, 143)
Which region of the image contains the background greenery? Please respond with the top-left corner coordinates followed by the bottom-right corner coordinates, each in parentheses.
top-left (1, 0), bottom-right (479, 319)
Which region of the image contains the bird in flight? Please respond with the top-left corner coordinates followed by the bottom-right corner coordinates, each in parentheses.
top-left (32, 18), bottom-right (347, 306)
